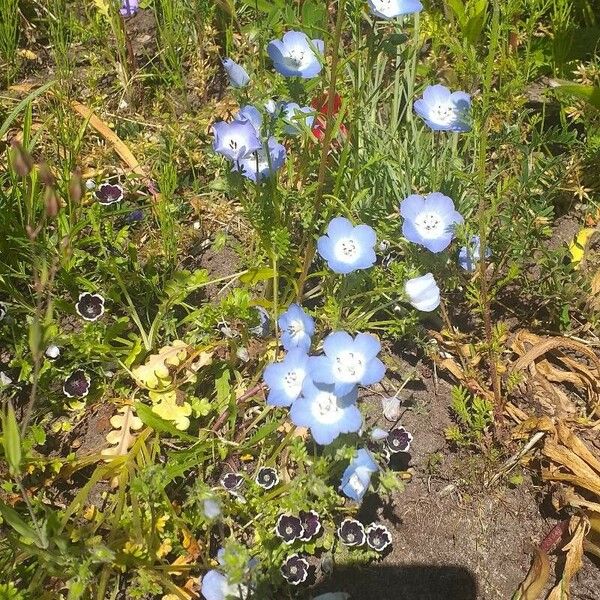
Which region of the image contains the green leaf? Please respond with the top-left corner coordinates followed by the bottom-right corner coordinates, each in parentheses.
top-left (2, 403), bottom-right (21, 477)
top-left (239, 267), bottom-right (274, 285)
top-left (0, 81), bottom-right (55, 141)
top-left (134, 402), bottom-right (197, 442)
top-left (554, 83), bottom-right (600, 110)
top-left (0, 501), bottom-right (42, 546)
top-left (238, 0), bottom-right (285, 14)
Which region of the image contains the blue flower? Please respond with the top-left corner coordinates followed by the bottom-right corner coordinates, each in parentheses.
top-left (339, 448), bottom-right (379, 502)
top-left (400, 192), bottom-right (463, 252)
top-left (120, 0), bottom-right (138, 17)
top-left (249, 306), bottom-right (270, 337)
top-left (235, 105), bottom-right (262, 135)
top-left (201, 570), bottom-right (247, 600)
top-left (233, 137), bottom-right (286, 182)
top-left (213, 119), bottom-right (262, 162)
top-left (317, 217), bottom-right (377, 274)
top-left (367, 0), bottom-right (422, 19)
top-left (458, 235), bottom-right (491, 272)
top-left (263, 348), bottom-right (309, 407)
top-left (278, 304), bottom-right (315, 352)
top-left (290, 379), bottom-right (361, 445)
top-left (404, 273), bottom-right (440, 312)
top-left (203, 497), bottom-right (222, 520)
top-left (222, 58), bottom-right (250, 88)
top-left (282, 102), bottom-right (314, 135)
top-left (267, 31), bottom-right (324, 78)
top-left (414, 84), bottom-right (471, 132)
top-left (309, 331), bottom-right (385, 396)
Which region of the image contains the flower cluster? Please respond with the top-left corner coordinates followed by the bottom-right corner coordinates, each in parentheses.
top-left (337, 518), bottom-right (392, 552)
top-left (264, 304), bottom-right (385, 448)
top-left (212, 108), bottom-right (287, 183)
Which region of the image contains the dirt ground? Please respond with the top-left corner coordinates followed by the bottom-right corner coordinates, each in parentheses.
top-left (312, 361), bottom-right (600, 600)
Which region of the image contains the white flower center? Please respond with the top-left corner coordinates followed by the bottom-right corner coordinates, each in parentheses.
top-left (283, 368), bottom-right (303, 397)
top-left (432, 102), bottom-right (456, 125)
top-left (334, 351), bottom-right (365, 383)
top-left (289, 565), bottom-right (298, 574)
top-left (413, 211), bottom-right (445, 239)
top-left (284, 48), bottom-right (307, 69)
top-left (286, 319), bottom-right (303, 338)
top-left (334, 237), bottom-right (359, 263)
top-left (311, 391), bottom-right (343, 424)
top-left (346, 531), bottom-right (355, 542)
top-left (347, 472), bottom-right (366, 496)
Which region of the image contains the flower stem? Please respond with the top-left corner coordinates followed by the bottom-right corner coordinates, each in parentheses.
top-left (476, 0), bottom-right (502, 417)
top-left (295, 0), bottom-right (347, 302)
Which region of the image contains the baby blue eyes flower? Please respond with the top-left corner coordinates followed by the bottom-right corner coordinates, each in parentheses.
top-left (414, 84), bottom-right (471, 132)
top-left (222, 58), bottom-right (250, 88)
top-left (263, 348), bottom-right (309, 407)
top-left (340, 448), bottom-right (379, 502)
top-left (404, 273), bottom-right (440, 312)
top-left (236, 105), bottom-right (262, 134)
top-left (233, 137), bottom-right (286, 182)
top-left (400, 192), bottom-right (463, 252)
top-left (458, 235), bottom-right (491, 272)
top-left (267, 31), bottom-right (324, 78)
top-left (309, 331), bottom-right (385, 396)
top-left (278, 304), bottom-right (315, 352)
top-left (201, 570), bottom-right (246, 600)
top-left (317, 217), bottom-right (377, 274)
top-left (290, 380), bottom-right (361, 445)
top-left (213, 119), bottom-right (262, 162)
top-left (283, 102), bottom-right (314, 135)
top-left (120, 0), bottom-right (138, 16)
top-left (367, 0), bottom-right (423, 19)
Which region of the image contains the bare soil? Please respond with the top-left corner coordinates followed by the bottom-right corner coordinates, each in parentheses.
top-left (312, 362), bottom-right (600, 599)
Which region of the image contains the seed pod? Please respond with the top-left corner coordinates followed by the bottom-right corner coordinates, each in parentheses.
top-left (10, 140), bottom-right (33, 177)
top-left (38, 163), bottom-right (55, 186)
top-left (44, 188), bottom-right (59, 219)
top-left (69, 169), bottom-right (83, 204)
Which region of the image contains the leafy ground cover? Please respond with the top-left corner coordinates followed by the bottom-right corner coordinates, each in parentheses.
top-left (1, 0), bottom-right (600, 598)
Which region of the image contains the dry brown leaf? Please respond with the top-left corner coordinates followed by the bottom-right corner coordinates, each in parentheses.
top-left (547, 516), bottom-right (588, 600)
top-left (556, 422), bottom-right (600, 475)
top-left (513, 546), bottom-right (551, 600)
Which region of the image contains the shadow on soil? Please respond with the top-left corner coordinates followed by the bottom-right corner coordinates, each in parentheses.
top-left (312, 564), bottom-right (478, 600)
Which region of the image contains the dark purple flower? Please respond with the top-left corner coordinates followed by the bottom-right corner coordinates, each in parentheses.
top-left (120, 0), bottom-right (139, 17)
top-left (280, 554), bottom-right (309, 585)
top-left (75, 293), bottom-right (105, 322)
top-left (220, 472), bottom-right (244, 491)
top-left (337, 518), bottom-right (365, 547)
top-left (299, 510), bottom-right (322, 541)
top-left (95, 183), bottom-right (124, 205)
top-left (275, 514), bottom-right (304, 544)
top-left (0, 301), bottom-right (6, 321)
top-left (387, 427), bottom-right (413, 453)
top-left (365, 523), bottom-right (392, 552)
top-left (63, 370), bottom-right (91, 398)
top-left (256, 467), bottom-right (279, 490)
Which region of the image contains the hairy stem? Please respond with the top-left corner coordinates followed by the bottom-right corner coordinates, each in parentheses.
top-left (295, 0), bottom-right (347, 302)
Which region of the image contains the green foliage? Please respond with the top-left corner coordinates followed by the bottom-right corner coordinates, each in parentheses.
top-left (445, 386), bottom-right (493, 448)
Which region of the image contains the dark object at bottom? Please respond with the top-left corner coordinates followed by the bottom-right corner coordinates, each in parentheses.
top-left (311, 564), bottom-right (477, 600)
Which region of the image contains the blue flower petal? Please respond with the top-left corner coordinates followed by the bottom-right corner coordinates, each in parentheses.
top-left (323, 331), bottom-right (354, 358)
top-left (353, 333), bottom-right (381, 361)
top-left (361, 357), bottom-right (386, 386)
top-left (422, 84), bottom-right (451, 105)
top-left (327, 217), bottom-right (354, 239)
top-left (307, 356), bottom-right (334, 384)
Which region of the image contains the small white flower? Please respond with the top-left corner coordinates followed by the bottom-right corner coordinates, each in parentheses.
top-left (404, 273), bottom-right (441, 312)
